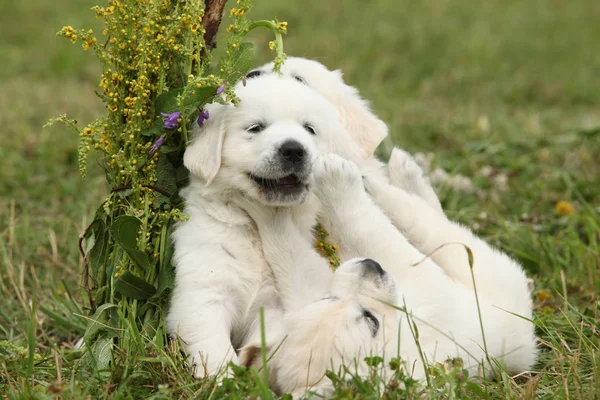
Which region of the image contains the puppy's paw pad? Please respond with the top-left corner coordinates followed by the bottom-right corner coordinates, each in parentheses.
top-left (388, 148), bottom-right (426, 189)
top-left (388, 148), bottom-right (444, 213)
top-left (314, 154), bottom-right (361, 186)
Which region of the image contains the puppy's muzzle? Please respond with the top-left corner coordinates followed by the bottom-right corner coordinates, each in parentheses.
top-left (278, 140), bottom-right (307, 169)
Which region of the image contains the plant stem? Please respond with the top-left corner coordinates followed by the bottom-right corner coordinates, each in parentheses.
top-left (247, 20), bottom-right (285, 61)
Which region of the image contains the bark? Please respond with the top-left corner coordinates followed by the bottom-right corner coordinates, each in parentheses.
top-left (202, 0), bottom-right (228, 51)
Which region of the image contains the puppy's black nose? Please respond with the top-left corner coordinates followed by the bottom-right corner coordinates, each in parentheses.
top-left (279, 140), bottom-right (306, 164)
top-left (362, 259), bottom-right (385, 276)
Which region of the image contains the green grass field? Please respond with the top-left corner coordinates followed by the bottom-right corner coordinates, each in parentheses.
top-left (1, 0), bottom-right (599, 398)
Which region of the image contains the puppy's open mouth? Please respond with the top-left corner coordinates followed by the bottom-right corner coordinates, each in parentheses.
top-left (250, 174), bottom-right (303, 190)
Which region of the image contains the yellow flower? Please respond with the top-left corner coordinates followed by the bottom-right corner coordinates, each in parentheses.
top-left (537, 290), bottom-right (551, 302)
top-left (191, 23), bottom-right (200, 32)
top-left (555, 200), bottom-right (575, 216)
top-left (109, 104), bottom-right (118, 112)
top-left (277, 21), bottom-right (288, 33)
top-left (83, 127), bottom-right (93, 135)
top-left (268, 41), bottom-right (275, 50)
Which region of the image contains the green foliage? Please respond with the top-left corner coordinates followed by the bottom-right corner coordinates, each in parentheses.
top-left (37, 0), bottom-right (289, 389)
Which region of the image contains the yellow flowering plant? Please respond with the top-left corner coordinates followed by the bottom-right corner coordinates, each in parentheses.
top-left (46, 0), bottom-right (287, 375)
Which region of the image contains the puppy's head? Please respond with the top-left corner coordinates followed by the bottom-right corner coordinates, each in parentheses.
top-left (239, 258), bottom-right (398, 395)
top-left (184, 74), bottom-right (359, 206)
top-left (249, 57), bottom-right (389, 158)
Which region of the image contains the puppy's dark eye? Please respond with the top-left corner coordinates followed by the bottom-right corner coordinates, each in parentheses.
top-left (303, 123), bottom-right (316, 135)
top-left (363, 310), bottom-right (380, 337)
top-left (293, 75), bottom-right (307, 85)
top-left (246, 70), bottom-right (263, 79)
top-left (246, 123), bottom-right (266, 133)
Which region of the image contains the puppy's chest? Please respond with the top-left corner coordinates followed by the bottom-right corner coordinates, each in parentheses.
top-left (229, 221), bottom-right (271, 279)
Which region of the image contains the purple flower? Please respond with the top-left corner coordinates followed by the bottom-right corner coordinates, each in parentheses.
top-left (160, 111), bottom-right (181, 129)
top-left (216, 84), bottom-right (225, 95)
top-left (148, 134), bottom-right (166, 155)
top-left (197, 110), bottom-right (210, 127)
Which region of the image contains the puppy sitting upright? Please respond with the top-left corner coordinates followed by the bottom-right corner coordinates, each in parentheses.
top-left (166, 75), bottom-right (365, 377)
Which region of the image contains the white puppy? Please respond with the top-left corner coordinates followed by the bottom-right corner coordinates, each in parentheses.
top-left (250, 57), bottom-right (443, 213)
top-left (315, 155), bottom-right (537, 374)
top-left (167, 74), bottom-right (366, 377)
top-left (238, 154), bottom-right (536, 396)
top-left (252, 58), bottom-right (534, 343)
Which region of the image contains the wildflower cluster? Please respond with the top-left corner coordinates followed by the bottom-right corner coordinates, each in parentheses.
top-left (314, 224), bottom-right (341, 269)
top-left (48, 0), bottom-right (288, 374)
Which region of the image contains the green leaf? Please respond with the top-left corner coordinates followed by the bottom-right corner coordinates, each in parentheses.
top-left (155, 255), bottom-right (175, 298)
top-left (155, 86), bottom-right (216, 115)
top-left (140, 119), bottom-right (164, 137)
top-left (110, 215), bottom-right (150, 269)
top-left (91, 336), bottom-right (113, 378)
top-left (175, 164), bottom-right (190, 188)
top-left (465, 382), bottom-right (490, 399)
top-left (228, 42), bottom-right (256, 84)
top-left (88, 220), bottom-right (109, 284)
top-left (83, 303), bottom-right (117, 343)
top-left (114, 270), bottom-right (157, 300)
top-left (153, 155), bottom-right (178, 207)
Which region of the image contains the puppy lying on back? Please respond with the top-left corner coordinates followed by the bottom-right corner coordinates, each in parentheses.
top-left (167, 74), bottom-right (369, 377)
top-left (237, 154), bottom-right (536, 397)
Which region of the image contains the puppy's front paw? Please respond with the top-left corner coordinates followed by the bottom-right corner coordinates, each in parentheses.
top-left (388, 148), bottom-right (443, 213)
top-left (313, 154), bottom-right (363, 203)
top-left (291, 384), bottom-right (334, 399)
top-left (188, 345), bottom-right (239, 379)
top-left (388, 148), bottom-right (427, 190)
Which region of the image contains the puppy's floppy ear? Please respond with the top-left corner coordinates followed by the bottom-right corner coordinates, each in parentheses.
top-left (183, 103), bottom-right (227, 184)
top-left (331, 70), bottom-right (389, 158)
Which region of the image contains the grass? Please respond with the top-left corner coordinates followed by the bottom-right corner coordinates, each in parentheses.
top-left (1, 0), bottom-right (599, 398)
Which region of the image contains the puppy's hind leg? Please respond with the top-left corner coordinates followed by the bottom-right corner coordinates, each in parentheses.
top-left (388, 148), bottom-right (444, 214)
top-left (363, 176), bottom-right (532, 317)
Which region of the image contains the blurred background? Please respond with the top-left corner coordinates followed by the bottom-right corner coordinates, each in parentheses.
top-left (1, 0), bottom-right (598, 342)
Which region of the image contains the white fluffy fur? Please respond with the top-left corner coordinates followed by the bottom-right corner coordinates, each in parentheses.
top-left (168, 63), bottom-right (536, 394)
top-left (167, 74), bottom-right (365, 377)
top-left (237, 154), bottom-right (536, 396)
top-left (253, 57), bottom-right (444, 214)
top-left (256, 57), bottom-right (389, 158)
